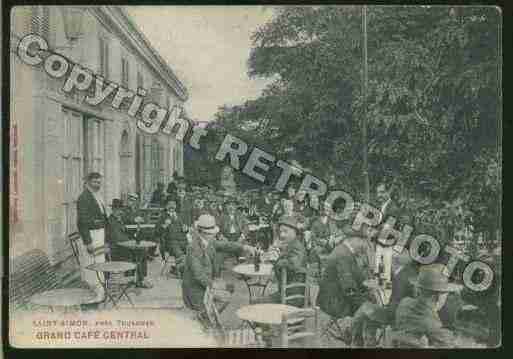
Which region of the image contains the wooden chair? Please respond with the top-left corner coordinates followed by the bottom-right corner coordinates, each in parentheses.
top-left (201, 288), bottom-right (263, 347)
top-left (68, 232), bottom-right (111, 263)
top-left (280, 306), bottom-right (321, 348)
top-left (220, 327), bottom-right (265, 347)
top-left (280, 268), bottom-right (310, 308)
top-left (142, 208), bottom-right (164, 224)
top-left (68, 232), bottom-right (82, 266)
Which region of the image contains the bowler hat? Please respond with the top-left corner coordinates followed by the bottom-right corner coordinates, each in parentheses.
top-left (409, 263), bottom-right (462, 292)
top-left (277, 216), bottom-right (301, 232)
top-left (111, 198), bottom-right (124, 210)
top-left (195, 214), bottom-right (220, 234)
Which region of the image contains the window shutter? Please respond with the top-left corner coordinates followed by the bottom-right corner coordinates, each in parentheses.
top-left (99, 38), bottom-right (104, 75)
top-left (105, 42), bottom-right (109, 78)
top-left (137, 71), bottom-right (144, 89)
top-left (99, 37), bottom-right (110, 78)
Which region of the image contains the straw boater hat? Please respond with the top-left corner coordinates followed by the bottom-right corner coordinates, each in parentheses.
top-left (195, 214), bottom-right (220, 235)
top-left (409, 263), bottom-right (462, 292)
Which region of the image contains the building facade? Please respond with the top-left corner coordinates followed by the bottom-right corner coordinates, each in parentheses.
top-left (10, 6), bottom-right (188, 263)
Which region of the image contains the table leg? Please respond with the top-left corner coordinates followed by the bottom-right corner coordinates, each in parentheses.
top-left (132, 248), bottom-right (148, 287)
top-left (240, 320), bottom-right (269, 347)
top-left (119, 284), bottom-right (135, 307)
top-left (96, 271), bottom-right (118, 309)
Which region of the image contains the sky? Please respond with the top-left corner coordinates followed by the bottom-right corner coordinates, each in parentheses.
top-left (127, 6), bottom-right (277, 122)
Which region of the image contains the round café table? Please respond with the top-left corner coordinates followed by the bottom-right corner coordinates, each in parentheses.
top-left (237, 303), bottom-right (302, 347)
top-left (30, 288), bottom-right (97, 312)
top-left (232, 263), bottom-right (274, 304)
top-left (363, 278), bottom-right (392, 307)
top-left (86, 261), bottom-right (137, 308)
top-left (118, 240), bottom-right (157, 286)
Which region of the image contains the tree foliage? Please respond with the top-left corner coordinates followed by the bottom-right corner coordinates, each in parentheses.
top-left (189, 6), bottom-right (501, 245)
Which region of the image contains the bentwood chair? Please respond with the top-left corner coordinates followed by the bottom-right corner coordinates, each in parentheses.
top-left (280, 268), bottom-right (311, 308)
top-left (280, 306), bottom-right (321, 348)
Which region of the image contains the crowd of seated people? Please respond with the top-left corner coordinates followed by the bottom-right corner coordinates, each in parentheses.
top-left (77, 170), bottom-right (499, 347)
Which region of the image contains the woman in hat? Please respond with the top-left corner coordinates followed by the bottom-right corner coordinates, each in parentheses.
top-left (182, 214), bottom-right (256, 314)
top-left (393, 263), bottom-right (462, 348)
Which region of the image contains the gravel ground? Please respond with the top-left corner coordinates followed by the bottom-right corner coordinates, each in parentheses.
top-left (117, 255), bottom-right (486, 348)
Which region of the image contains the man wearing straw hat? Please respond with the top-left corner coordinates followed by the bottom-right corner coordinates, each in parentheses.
top-left (393, 263), bottom-right (462, 348)
top-left (182, 214), bottom-right (256, 314)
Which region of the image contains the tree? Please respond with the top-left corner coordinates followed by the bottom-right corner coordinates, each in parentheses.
top-left (201, 6), bottom-right (500, 247)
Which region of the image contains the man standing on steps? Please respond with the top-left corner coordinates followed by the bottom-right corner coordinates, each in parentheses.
top-left (77, 172), bottom-right (108, 302)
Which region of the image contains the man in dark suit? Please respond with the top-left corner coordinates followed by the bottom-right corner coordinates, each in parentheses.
top-left (350, 253), bottom-right (463, 347)
top-left (394, 264), bottom-right (462, 348)
top-left (256, 216), bottom-right (308, 308)
top-left (176, 181), bottom-right (194, 228)
top-left (150, 182), bottom-right (166, 207)
top-left (155, 199), bottom-right (188, 274)
top-left (77, 172), bottom-right (108, 302)
top-left (316, 225), bottom-right (373, 320)
top-left (123, 193), bottom-right (145, 225)
top-left (106, 199), bottom-right (131, 262)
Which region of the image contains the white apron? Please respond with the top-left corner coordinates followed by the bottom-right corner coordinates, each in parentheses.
top-left (78, 228), bottom-right (106, 301)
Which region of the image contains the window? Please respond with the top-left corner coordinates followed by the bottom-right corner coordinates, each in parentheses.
top-left (151, 138), bottom-right (164, 188)
top-left (121, 57), bottom-right (130, 88)
top-left (137, 70), bottom-right (144, 90)
top-left (62, 108), bottom-right (85, 236)
top-left (99, 37), bottom-right (109, 78)
top-left (84, 118), bottom-right (105, 176)
top-left (174, 142), bottom-right (182, 176)
top-left (10, 124), bottom-right (19, 225)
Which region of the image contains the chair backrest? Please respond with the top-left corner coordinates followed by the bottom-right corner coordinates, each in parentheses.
top-left (68, 232), bottom-right (82, 266)
top-left (221, 327), bottom-right (265, 347)
top-left (280, 306), bottom-right (320, 348)
top-left (142, 208), bottom-right (164, 223)
top-left (280, 268), bottom-right (310, 308)
top-left (69, 232), bottom-right (111, 262)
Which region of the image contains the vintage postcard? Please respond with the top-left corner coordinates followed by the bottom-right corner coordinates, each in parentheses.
top-left (7, 5), bottom-right (501, 349)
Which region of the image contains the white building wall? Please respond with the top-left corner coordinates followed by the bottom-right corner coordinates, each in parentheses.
top-left (10, 6), bottom-right (188, 262)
